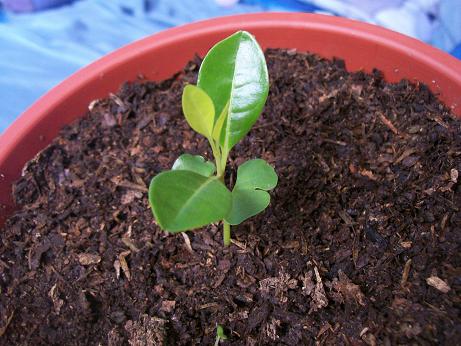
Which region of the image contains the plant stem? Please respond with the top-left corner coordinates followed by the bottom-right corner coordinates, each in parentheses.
top-left (209, 139), bottom-right (223, 177)
top-left (223, 221), bottom-right (231, 246)
top-left (209, 139), bottom-right (231, 246)
top-left (220, 153), bottom-right (227, 173)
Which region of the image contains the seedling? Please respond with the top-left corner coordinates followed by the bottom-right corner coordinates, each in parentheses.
top-left (215, 324), bottom-right (228, 345)
top-left (148, 31), bottom-right (277, 246)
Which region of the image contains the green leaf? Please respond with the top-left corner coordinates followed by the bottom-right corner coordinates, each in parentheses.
top-left (225, 159), bottom-right (278, 225)
top-left (182, 84), bottom-right (215, 139)
top-left (217, 325), bottom-right (228, 340)
top-left (226, 189), bottom-right (270, 225)
top-left (172, 154), bottom-right (215, 177)
top-left (233, 159), bottom-right (278, 191)
top-left (149, 170), bottom-right (231, 232)
top-left (198, 31), bottom-right (269, 151)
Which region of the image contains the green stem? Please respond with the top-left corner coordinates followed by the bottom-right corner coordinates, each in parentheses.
top-left (223, 221), bottom-right (231, 246)
top-left (220, 149), bottom-right (228, 176)
top-left (209, 139), bottom-right (231, 246)
top-left (209, 139), bottom-right (223, 178)
top-left (218, 149), bottom-right (230, 245)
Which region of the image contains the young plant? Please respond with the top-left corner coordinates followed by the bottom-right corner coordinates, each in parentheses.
top-left (148, 31), bottom-right (277, 246)
top-left (215, 324), bottom-right (228, 345)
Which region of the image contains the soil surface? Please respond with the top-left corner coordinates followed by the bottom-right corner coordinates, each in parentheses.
top-left (1, 49), bottom-right (460, 345)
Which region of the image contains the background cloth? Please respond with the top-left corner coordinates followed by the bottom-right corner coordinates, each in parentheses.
top-left (0, 0), bottom-right (459, 132)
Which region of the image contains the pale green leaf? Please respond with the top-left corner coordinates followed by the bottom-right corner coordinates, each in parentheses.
top-left (182, 84), bottom-right (215, 138)
top-left (217, 325), bottom-right (227, 340)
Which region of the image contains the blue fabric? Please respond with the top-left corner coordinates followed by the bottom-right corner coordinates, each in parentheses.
top-left (452, 43), bottom-right (461, 58)
top-left (2, 0), bottom-right (76, 12)
top-left (251, 0), bottom-right (461, 58)
top-left (0, 0), bottom-right (262, 132)
top-left (1, 0), bottom-right (460, 132)
top-left (242, 0), bottom-right (322, 12)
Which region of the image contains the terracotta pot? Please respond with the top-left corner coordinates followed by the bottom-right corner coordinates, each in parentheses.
top-left (1, 13), bottom-right (461, 226)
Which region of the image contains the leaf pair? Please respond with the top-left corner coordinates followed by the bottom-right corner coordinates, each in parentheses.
top-left (182, 31), bottom-right (269, 152)
top-left (149, 156), bottom-right (276, 232)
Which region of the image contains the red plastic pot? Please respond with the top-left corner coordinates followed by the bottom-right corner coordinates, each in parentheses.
top-left (1, 13), bottom-right (461, 226)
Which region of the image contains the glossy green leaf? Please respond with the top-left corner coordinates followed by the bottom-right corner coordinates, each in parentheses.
top-left (198, 31), bottom-right (269, 151)
top-left (182, 84), bottom-right (215, 139)
top-left (225, 159), bottom-right (278, 225)
top-left (172, 154), bottom-right (215, 177)
top-left (149, 170), bottom-right (231, 233)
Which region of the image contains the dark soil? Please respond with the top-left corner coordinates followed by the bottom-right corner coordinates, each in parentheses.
top-left (1, 49), bottom-right (460, 345)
